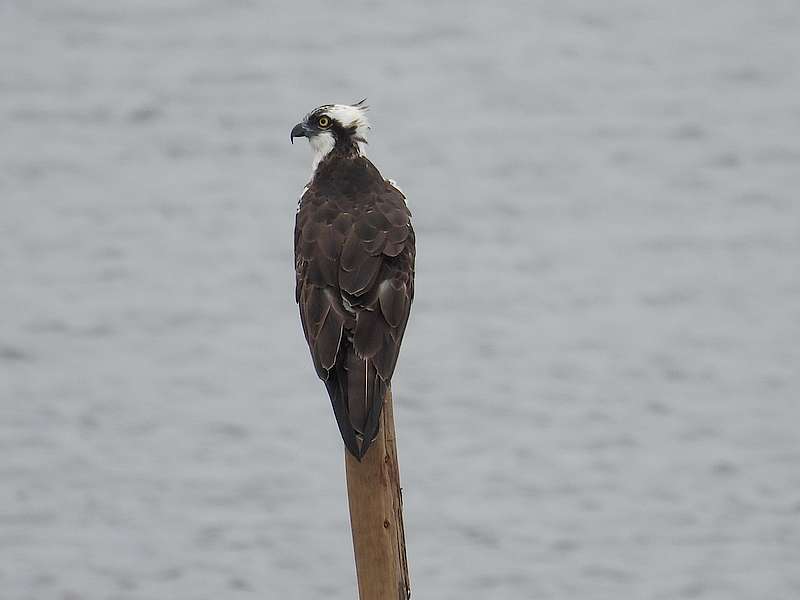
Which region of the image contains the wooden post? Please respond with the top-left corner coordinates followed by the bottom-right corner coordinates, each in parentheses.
top-left (345, 388), bottom-right (411, 600)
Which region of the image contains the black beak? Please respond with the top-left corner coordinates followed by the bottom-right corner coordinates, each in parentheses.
top-left (290, 122), bottom-right (308, 144)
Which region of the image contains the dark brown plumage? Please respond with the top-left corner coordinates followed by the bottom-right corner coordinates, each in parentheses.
top-left (292, 105), bottom-right (414, 460)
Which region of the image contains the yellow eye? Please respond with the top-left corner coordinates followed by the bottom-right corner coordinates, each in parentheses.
top-left (318, 116), bottom-right (331, 128)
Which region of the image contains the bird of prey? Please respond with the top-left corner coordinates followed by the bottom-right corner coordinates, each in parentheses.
top-left (291, 101), bottom-right (415, 460)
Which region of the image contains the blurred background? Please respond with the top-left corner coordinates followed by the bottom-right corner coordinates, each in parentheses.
top-left (2, 1), bottom-right (799, 599)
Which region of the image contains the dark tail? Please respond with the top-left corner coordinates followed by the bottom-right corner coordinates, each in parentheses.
top-left (324, 342), bottom-right (387, 460)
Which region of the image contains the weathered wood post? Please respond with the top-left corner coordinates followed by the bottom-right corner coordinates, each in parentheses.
top-left (344, 388), bottom-right (411, 599)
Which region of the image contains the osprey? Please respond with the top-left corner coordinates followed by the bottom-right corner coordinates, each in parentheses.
top-left (291, 102), bottom-right (415, 460)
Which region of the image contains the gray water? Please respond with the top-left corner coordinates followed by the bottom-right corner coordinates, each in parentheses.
top-left (2, 1), bottom-right (800, 599)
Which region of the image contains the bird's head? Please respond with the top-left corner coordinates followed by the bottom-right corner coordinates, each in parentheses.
top-left (291, 100), bottom-right (370, 168)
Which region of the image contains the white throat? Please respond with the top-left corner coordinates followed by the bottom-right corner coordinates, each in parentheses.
top-left (309, 131), bottom-right (336, 172)
top-left (308, 134), bottom-right (368, 174)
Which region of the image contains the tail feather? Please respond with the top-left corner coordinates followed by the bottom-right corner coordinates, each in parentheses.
top-left (325, 342), bottom-right (386, 460)
top-left (359, 366), bottom-right (387, 457)
top-left (324, 361), bottom-right (360, 459)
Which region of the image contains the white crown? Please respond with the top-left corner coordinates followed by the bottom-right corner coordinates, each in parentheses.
top-left (327, 103), bottom-right (370, 142)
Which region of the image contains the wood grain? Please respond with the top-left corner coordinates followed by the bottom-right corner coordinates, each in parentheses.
top-left (345, 389), bottom-right (410, 599)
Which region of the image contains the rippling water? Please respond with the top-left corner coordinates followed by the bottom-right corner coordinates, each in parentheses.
top-left (2, 1), bottom-right (799, 598)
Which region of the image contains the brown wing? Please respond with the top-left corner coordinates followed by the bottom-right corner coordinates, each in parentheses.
top-left (295, 174), bottom-right (414, 459)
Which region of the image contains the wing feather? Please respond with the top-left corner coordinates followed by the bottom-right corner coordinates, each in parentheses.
top-left (315, 306), bottom-right (343, 370)
top-left (378, 280), bottom-right (407, 328)
top-left (353, 308), bottom-right (384, 358)
top-left (340, 253), bottom-right (381, 296)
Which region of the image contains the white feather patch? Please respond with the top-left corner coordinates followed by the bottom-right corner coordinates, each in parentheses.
top-left (386, 178), bottom-right (404, 195)
top-left (326, 104), bottom-right (370, 141)
top-left (386, 178), bottom-right (408, 205)
top-left (308, 130), bottom-right (335, 172)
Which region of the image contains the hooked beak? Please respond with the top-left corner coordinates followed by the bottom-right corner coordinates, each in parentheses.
top-left (290, 122), bottom-right (309, 144)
